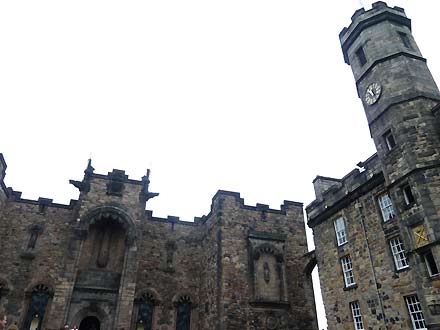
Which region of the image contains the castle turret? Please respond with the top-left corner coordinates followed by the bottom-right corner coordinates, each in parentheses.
top-left (338, 2), bottom-right (440, 329)
top-left (307, 3), bottom-right (440, 330)
top-left (340, 1), bottom-right (440, 183)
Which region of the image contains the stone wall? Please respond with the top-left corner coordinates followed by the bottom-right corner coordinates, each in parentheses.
top-left (216, 192), bottom-right (318, 330)
top-left (0, 196), bottom-right (75, 328)
top-left (0, 157), bottom-right (318, 330)
top-left (308, 154), bottom-right (440, 329)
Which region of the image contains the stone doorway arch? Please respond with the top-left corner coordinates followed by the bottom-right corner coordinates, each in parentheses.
top-left (79, 316), bottom-right (100, 330)
top-left (69, 305), bottom-right (110, 330)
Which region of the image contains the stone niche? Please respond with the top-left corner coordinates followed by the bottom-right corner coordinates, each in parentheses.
top-left (67, 208), bottom-right (133, 328)
top-left (77, 215), bottom-right (127, 277)
top-left (248, 231), bottom-right (288, 304)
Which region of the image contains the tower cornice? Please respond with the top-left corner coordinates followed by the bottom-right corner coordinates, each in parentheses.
top-left (340, 5), bottom-right (411, 64)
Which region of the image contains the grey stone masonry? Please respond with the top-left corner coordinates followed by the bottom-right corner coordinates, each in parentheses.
top-left (0, 153), bottom-right (318, 330)
top-left (308, 2), bottom-right (440, 330)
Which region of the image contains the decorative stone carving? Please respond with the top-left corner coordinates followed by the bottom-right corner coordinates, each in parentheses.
top-left (263, 262), bottom-right (270, 284)
top-left (248, 232), bottom-right (287, 303)
top-left (165, 241), bottom-right (177, 271)
top-left (97, 225), bottom-right (113, 268)
top-left (266, 315), bottom-right (279, 330)
top-left (106, 170), bottom-right (127, 196)
top-left (27, 224), bottom-right (44, 250)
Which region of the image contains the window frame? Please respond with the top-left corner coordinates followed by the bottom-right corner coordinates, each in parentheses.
top-left (355, 47), bottom-right (367, 67)
top-left (341, 255), bottom-right (355, 287)
top-left (399, 32), bottom-right (414, 50)
top-left (383, 130), bottom-right (396, 151)
top-left (334, 217), bottom-right (348, 246)
top-left (350, 301), bottom-right (365, 330)
top-left (423, 250), bottom-right (439, 277)
top-left (405, 295), bottom-right (427, 330)
top-left (402, 185), bottom-right (416, 207)
top-left (389, 237), bottom-right (409, 271)
top-left (378, 193), bottom-right (396, 222)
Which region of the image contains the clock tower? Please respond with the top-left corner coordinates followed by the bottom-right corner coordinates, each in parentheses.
top-left (340, 2), bottom-right (440, 329)
top-left (340, 1), bottom-right (440, 184)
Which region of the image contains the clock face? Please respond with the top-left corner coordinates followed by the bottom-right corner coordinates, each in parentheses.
top-left (412, 224), bottom-right (429, 248)
top-left (364, 82), bottom-right (382, 106)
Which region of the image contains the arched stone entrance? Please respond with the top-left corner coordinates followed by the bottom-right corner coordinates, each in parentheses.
top-left (79, 316), bottom-right (100, 330)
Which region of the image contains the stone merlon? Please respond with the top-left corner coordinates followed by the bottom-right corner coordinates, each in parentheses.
top-left (306, 153), bottom-right (383, 227)
top-left (339, 1), bottom-right (410, 64)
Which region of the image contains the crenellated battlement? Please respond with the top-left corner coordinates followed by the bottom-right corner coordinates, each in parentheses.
top-left (306, 153), bottom-right (383, 227)
top-left (340, 1), bottom-right (410, 65)
top-left (0, 153), bottom-right (302, 227)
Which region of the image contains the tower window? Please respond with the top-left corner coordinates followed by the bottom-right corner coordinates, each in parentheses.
top-left (341, 255), bottom-right (355, 287)
top-left (383, 130), bottom-right (396, 151)
top-left (355, 47), bottom-right (367, 67)
top-left (378, 193), bottom-right (396, 221)
top-left (176, 295), bottom-right (192, 330)
top-left (389, 237), bottom-right (409, 270)
top-left (399, 32), bottom-right (414, 50)
top-left (423, 250), bottom-right (439, 277)
top-left (402, 185), bottom-right (415, 206)
top-left (350, 301), bottom-right (365, 330)
top-left (334, 217), bottom-right (348, 246)
top-left (405, 295), bottom-right (426, 330)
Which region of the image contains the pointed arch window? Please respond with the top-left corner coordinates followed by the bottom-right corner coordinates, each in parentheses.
top-left (23, 284), bottom-right (51, 330)
top-left (175, 295), bottom-right (191, 330)
top-left (136, 293), bottom-right (155, 330)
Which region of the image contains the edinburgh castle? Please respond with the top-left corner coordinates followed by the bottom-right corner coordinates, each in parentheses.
top-left (1, 2), bottom-right (440, 330)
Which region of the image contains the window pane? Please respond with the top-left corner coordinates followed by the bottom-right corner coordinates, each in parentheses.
top-left (389, 238), bottom-right (409, 270)
top-left (405, 295), bottom-right (426, 330)
top-left (341, 256), bottom-right (355, 287)
top-left (378, 193), bottom-right (396, 221)
top-left (350, 301), bottom-right (364, 330)
top-left (424, 251), bottom-right (439, 277)
top-left (334, 217), bottom-right (347, 246)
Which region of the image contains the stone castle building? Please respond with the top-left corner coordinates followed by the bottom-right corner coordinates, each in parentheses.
top-left (307, 2), bottom-right (440, 330)
top-left (0, 154), bottom-right (318, 330)
top-left (1, 2), bottom-right (440, 330)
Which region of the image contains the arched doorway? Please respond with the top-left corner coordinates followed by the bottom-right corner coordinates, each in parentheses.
top-left (79, 316), bottom-right (100, 330)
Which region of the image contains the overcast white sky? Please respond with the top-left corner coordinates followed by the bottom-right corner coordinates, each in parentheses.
top-left (1, 1), bottom-right (439, 329)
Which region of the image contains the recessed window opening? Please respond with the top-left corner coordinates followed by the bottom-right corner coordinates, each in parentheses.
top-left (389, 237), bottom-right (409, 270)
top-left (356, 47), bottom-right (367, 67)
top-left (341, 255), bottom-right (355, 287)
top-left (424, 250), bottom-right (439, 277)
top-left (378, 193), bottom-right (396, 221)
top-left (350, 301), bottom-right (365, 330)
top-left (405, 295), bottom-right (426, 330)
top-left (383, 130), bottom-right (396, 151)
top-left (334, 217), bottom-right (348, 246)
top-left (403, 185), bottom-right (415, 206)
top-left (399, 32), bottom-right (414, 50)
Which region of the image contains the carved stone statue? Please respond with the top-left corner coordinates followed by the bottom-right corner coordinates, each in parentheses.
top-left (263, 262), bottom-right (270, 284)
